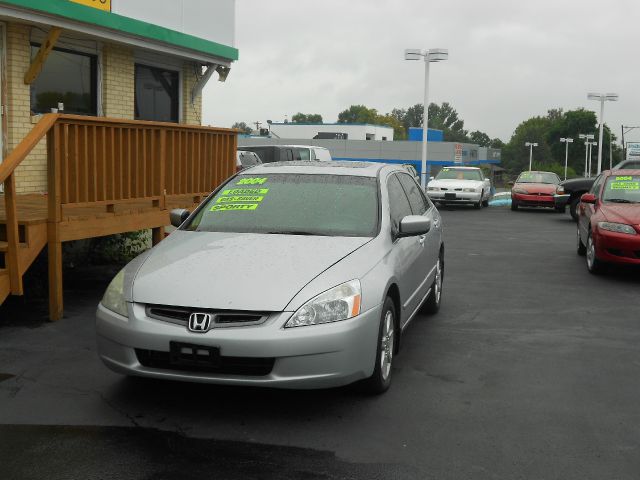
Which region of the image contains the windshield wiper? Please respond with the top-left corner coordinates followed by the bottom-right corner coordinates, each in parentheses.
top-left (267, 230), bottom-right (318, 236)
top-left (606, 199), bottom-right (637, 204)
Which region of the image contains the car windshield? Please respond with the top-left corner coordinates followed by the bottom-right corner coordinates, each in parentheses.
top-left (185, 173), bottom-right (379, 237)
top-left (601, 175), bottom-right (640, 204)
top-left (238, 152), bottom-right (261, 167)
top-left (435, 168), bottom-right (482, 181)
top-left (516, 172), bottom-right (559, 184)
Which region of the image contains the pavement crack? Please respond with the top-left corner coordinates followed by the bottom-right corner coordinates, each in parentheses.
top-left (98, 393), bottom-right (143, 429)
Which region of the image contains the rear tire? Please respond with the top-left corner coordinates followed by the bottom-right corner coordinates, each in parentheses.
top-left (423, 254), bottom-right (444, 314)
top-left (482, 197), bottom-right (490, 208)
top-left (363, 297), bottom-right (396, 394)
top-left (586, 231), bottom-right (606, 274)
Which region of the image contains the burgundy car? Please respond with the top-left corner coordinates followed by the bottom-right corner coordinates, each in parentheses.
top-left (511, 171), bottom-right (563, 212)
top-left (577, 170), bottom-right (640, 274)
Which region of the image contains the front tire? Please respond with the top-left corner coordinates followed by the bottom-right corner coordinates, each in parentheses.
top-left (586, 231), bottom-right (605, 274)
top-left (511, 200), bottom-right (518, 211)
top-left (423, 254), bottom-right (444, 314)
top-left (363, 297), bottom-right (396, 394)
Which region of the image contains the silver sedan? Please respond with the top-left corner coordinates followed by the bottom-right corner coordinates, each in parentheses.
top-left (96, 161), bottom-right (444, 393)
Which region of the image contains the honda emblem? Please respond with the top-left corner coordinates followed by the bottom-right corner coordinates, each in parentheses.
top-left (188, 312), bottom-right (213, 333)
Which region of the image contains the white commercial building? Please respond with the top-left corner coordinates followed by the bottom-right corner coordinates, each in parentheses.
top-left (268, 123), bottom-right (394, 141)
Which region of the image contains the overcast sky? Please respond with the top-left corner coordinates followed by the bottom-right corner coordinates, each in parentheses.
top-left (202, 0), bottom-right (640, 143)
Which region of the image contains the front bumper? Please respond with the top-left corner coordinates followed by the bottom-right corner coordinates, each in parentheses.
top-left (554, 194), bottom-right (570, 208)
top-left (427, 190), bottom-right (481, 204)
top-left (511, 193), bottom-right (555, 208)
top-left (594, 229), bottom-right (640, 265)
top-left (96, 302), bottom-right (382, 389)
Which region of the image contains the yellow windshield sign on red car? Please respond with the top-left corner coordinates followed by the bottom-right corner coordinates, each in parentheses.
top-left (69, 0), bottom-right (111, 11)
top-left (610, 182), bottom-right (640, 190)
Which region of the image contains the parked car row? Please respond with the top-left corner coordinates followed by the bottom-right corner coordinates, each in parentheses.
top-left (97, 161), bottom-right (444, 394)
top-left (508, 165), bottom-right (640, 275)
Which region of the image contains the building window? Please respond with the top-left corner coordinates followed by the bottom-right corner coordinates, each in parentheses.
top-left (30, 45), bottom-right (97, 115)
top-left (135, 64), bottom-right (179, 123)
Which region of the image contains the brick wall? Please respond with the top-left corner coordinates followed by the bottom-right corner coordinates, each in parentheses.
top-left (102, 44), bottom-right (134, 119)
top-left (4, 23), bottom-right (203, 194)
top-left (6, 23), bottom-right (47, 194)
top-left (182, 63), bottom-right (203, 126)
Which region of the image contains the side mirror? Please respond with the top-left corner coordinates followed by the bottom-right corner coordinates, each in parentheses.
top-left (398, 215), bottom-right (431, 238)
top-left (580, 193), bottom-right (597, 205)
top-left (170, 209), bottom-right (190, 227)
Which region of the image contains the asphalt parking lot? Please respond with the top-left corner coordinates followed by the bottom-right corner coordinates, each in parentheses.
top-left (1, 205), bottom-right (639, 480)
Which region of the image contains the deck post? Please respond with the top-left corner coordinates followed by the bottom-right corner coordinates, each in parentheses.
top-left (4, 173), bottom-right (23, 295)
top-left (47, 125), bottom-right (63, 321)
top-left (47, 224), bottom-right (63, 321)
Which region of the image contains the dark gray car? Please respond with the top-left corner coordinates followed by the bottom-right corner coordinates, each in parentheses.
top-left (96, 161), bottom-right (444, 393)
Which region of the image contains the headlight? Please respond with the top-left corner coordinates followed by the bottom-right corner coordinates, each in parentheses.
top-left (101, 269), bottom-right (128, 317)
top-left (463, 187), bottom-right (479, 192)
top-left (427, 187), bottom-right (440, 191)
top-left (513, 188), bottom-right (529, 194)
top-left (597, 222), bottom-right (637, 235)
top-left (556, 186), bottom-right (565, 195)
top-left (285, 280), bottom-right (361, 328)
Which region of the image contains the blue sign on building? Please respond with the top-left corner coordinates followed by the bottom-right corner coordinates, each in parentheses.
top-left (408, 128), bottom-right (444, 142)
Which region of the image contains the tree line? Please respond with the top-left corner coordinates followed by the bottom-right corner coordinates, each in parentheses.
top-left (233, 103), bottom-right (621, 176)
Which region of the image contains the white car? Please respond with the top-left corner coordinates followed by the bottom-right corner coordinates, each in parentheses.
top-left (426, 166), bottom-right (492, 209)
top-left (282, 145), bottom-right (332, 162)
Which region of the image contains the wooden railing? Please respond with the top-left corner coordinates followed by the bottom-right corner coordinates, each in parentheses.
top-left (1, 114), bottom-right (237, 316)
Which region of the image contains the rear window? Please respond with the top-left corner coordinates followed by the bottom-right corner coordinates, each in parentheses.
top-left (602, 175), bottom-right (640, 204)
top-left (238, 152), bottom-right (261, 167)
top-left (185, 174), bottom-right (380, 237)
top-left (435, 168), bottom-right (482, 181)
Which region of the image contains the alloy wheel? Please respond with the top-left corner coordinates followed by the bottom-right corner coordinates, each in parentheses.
top-left (380, 310), bottom-right (394, 381)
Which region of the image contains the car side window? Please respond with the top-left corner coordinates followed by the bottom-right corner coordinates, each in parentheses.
top-left (310, 149), bottom-right (316, 160)
top-left (397, 173), bottom-right (429, 216)
top-left (387, 174), bottom-right (413, 234)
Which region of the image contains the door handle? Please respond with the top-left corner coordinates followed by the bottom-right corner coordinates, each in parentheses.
top-left (419, 235), bottom-right (426, 246)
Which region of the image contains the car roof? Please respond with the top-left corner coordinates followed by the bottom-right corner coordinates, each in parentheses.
top-left (440, 166), bottom-right (480, 170)
top-left (239, 161), bottom-right (392, 177)
top-left (280, 144), bottom-right (328, 150)
top-left (518, 170), bottom-right (558, 175)
top-left (604, 169), bottom-right (640, 176)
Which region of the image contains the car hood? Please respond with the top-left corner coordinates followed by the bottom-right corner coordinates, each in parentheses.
top-left (513, 182), bottom-right (557, 194)
top-left (600, 203), bottom-right (640, 230)
top-left (430, 179), bottom-right (484, 189)
top-left (131, 231), bottom-right (371, 311)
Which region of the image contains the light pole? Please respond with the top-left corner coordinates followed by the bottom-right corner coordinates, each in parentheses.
top-left (405, 48), bottom-right (449, 188)
top-left (578, 133), bottom-right (595, 177)
top-left (525, 142), bottom-right (538, 171)
top-left (587, 92), bottom-right (618, 174)
top-left (560, 137), bottom-right (574, 180)
top-left (587, 140), bottom-right (597, 177)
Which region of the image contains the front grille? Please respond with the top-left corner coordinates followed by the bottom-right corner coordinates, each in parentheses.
top-left (146, 305), bottom-right (268, 328)
top-left (136, 349), bottom-right (275, 376)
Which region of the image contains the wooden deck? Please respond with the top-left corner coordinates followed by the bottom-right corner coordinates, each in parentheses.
top-left (0, 193), bottom-right (207, 225)
top-left (0, 114), bottom-right (237, 320)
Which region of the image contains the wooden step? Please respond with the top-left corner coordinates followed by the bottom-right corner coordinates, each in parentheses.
top-left (0, 241), bottom-right (29, 253)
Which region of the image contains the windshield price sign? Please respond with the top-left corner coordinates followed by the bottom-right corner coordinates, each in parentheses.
top-left (69, 0), bottom-right (111, 12)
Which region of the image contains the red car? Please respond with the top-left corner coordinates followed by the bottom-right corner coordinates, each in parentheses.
top-left (511, 171), bottom-right (563, 212)
top-left (577, 169), bottom-right (640, 274)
